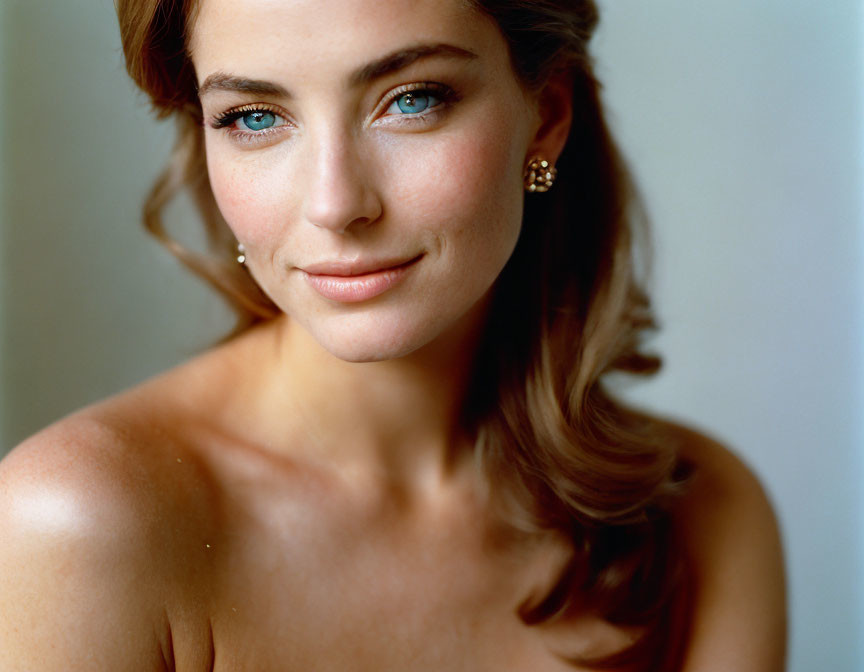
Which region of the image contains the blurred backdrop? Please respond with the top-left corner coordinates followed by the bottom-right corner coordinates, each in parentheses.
top-left (0, 0), bottom-right (861, 669)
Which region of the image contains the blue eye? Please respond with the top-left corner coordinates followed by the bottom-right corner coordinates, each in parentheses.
top-left (240, 111), bottom-right (277, 131)
top-left (211, 107), bottom-right (287, 134)
top-left (387, 90), bottom-right (442, 116)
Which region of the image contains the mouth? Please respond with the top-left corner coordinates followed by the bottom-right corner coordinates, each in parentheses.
top-left (300, 254), bottom-right (424, 303)
top-left (301, 254), bottom-right (423, 277)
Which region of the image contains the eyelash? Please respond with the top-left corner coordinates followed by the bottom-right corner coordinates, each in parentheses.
top-left (208, 82), bottom-right (458, 146)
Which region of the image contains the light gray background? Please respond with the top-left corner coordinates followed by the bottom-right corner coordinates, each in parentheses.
top-left (1, 0), bottom-right (861, 669)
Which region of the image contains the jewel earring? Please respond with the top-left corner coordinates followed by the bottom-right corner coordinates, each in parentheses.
top-left (236, 243), bottom-right (247, 265)
top-left (523, 157), bottom-right (557, 193)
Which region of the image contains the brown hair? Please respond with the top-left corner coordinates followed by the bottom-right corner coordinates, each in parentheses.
top-left (116, 0), bottom-right (692, 668)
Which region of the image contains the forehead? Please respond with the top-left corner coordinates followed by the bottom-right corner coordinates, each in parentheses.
top-left (189, 0), bottom-right (505, 85)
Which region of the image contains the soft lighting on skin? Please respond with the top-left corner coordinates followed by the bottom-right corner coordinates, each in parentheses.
top-left (190, 0), bottom-right (543, 364)
top-left (8, 486), bottom-right (92, 538)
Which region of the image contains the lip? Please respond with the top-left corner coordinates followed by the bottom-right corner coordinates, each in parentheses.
top-left (301, 255), bottom-right (421, 277)
top-left (301, 254), bottom-right (423, 303)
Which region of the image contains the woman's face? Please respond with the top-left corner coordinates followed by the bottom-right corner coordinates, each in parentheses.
top-left (191, 0), bottom-right (545, 362)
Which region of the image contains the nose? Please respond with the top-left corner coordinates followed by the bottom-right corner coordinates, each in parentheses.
top-left (301, 135), bottom-right (382, 234)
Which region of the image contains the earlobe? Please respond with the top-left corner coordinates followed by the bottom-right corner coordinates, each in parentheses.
top-left (525, 71), bottom-right (574, 167)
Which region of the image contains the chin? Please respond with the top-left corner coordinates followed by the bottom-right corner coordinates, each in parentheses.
top-left (317, 334), bottom-right (428, 364)
top-left (329, 347), bottom-right (417, 364)
top-left (305, 315), bottom-right (438, 364)
top-left (280, 286), bottom-right (489, 364)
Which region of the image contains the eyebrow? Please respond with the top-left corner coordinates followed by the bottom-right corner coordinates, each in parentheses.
top-left (197, 43), bottom-right (479, 98)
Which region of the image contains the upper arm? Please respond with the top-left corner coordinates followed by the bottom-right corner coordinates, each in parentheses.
top-left (0, 425), bottom-right (170, 671)
top-left (672, 426), bottom-right (787, 672)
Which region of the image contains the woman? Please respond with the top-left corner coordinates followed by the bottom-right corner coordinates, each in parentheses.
top-left (0, 0), bottom-right (786, 669)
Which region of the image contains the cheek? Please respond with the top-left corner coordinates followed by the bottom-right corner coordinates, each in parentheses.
top-left (392, 118), bottom-right (526, 270)
top-left (206, 147), bottom-right (290, 247)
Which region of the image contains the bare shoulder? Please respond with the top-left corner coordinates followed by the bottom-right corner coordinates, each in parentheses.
top-left (663, 421), bottom-right (783, 553)
top-left (659, 419), bottom-right (787, 671)
top-left (3, 409), bottom-right (167, 509)
top-left (659, 421), bottom-right (775, 515)
top-left (0, 396), bottom-right (221, 546)
top-left (0, 413), bottom-right (162, 555)
top-left (0, 411), bottom-right (216, 670)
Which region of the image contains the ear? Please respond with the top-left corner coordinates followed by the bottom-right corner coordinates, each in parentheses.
top-left (524, 71), bottom-right (574, 166)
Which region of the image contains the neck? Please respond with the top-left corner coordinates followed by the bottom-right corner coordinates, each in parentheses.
top-left (233, 302), bottom-right (490, 495)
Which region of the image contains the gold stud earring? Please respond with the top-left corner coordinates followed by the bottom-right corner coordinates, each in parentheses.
top-left (236, 242), bottom-right (247, 265)
top-left (524, 157), bottom-right (557, 193)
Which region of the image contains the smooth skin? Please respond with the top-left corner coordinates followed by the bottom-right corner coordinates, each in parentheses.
top-left (0, 0), bottom-right (786, 669)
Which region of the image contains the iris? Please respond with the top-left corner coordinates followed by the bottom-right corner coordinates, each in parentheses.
top-left (243, 111), bottom-right (276, 131)
top-left (396, 92), bottom-right (432, 114)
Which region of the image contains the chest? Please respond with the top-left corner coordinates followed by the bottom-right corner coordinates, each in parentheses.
top-left (161, 443), bottom-right (638, 672)
top-left (208, 555), bottom-right (552, 671)
top-left (169, 478), bottom-right (605, 671)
